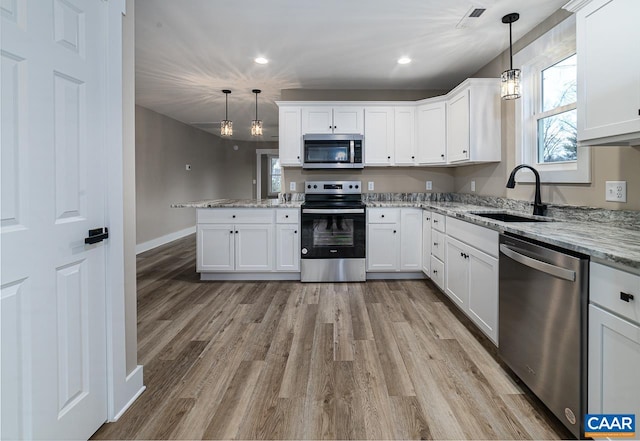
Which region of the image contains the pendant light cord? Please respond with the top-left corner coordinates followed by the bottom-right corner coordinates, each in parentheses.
top-left (509, 21), bottom-right (513, 70)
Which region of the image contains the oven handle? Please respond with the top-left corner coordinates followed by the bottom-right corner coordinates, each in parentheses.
top-left (302, 208), bottom-right (365, 214)
top-left (500, 244), bottom-right (576, 281)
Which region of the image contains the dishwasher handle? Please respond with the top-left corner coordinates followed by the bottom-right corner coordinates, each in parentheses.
top-left (500, 244), bottom-right (576, 281)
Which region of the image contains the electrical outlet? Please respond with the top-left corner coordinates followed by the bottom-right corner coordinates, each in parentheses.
top-left (368, 181), bottom-right (374, 191)
top-left (185, 164), bottom-right (191, 171)
top-left (289, 181), bottom-right (296, 192)
top-left (471, 180), bottom-right (476, 192)
top-left (605, 181), bottom-right (626, 202)
top-left (426, 181), bottom-right (432, 191)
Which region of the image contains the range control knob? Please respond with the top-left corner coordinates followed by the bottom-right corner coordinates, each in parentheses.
top-left (307, 184), bottom-right (311, 189)
top-left (301, 248), bottom-right (308, 255)
top-left (349, 185), bottom-right (353, 189)
top-left (313, 184), bottom-right (317, 189)
top-left (355, 184), bottom-right (359, 189)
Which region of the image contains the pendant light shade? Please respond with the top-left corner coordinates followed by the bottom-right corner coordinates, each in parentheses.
top-left (251, 89), bottom-right (263, 136)
top-left (501, 13), bottom-right (521, 100)
top-left (221, 90), bottom-right (233, 136)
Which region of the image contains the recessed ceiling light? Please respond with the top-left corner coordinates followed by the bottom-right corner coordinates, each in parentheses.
top-left (397, 57), bottom-right (412, 65)
top-left (254, 57), bottom-right (269, 65)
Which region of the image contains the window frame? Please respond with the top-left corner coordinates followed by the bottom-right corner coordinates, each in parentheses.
top-left (514, 14), bottom-right (591, 184)
top-left (267, 154), bottom-right (281, 197)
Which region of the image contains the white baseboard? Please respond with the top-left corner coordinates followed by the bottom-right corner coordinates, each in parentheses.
top-left (366, 272), bottom-right (426, 280)
top-left (136, 226), bottom-right (195, 255)
top-left (110, 365), bottom-right (145, 422)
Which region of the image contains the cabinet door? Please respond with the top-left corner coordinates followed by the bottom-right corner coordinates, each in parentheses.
top-left (447, 88), bottom-right (470, 162)
top-left (417, 101), bottom-right (447, 164)
top-left (333, 107), bottom-right (364, 134)
top-left (589, 305), bottom-right (640, 418)
top-left (578, 0), bottom-right (640, 142)
top-left (400, 209), bottom-right (422, 270)
top-left (276, 224), bottom-right (300, 271)
top-left (302, 107), bottom-right (333, 134)
top-left (197, 224), bottom-right (234, 271)
top-left (394, 107), bottom-right (417, 165)
top-left (364, 107), bottom-right (394, 165)
top-left (235, 224), bottom-right (274, 271)
top-left (444, 236), bottom-right (468, 307)
top-left (367, 223), bottom-right (398, 271)
top-left (467, 248), bottom-right (498, 344)
top-left (279, 107), bottom-right (302, 165)
top-left (422, 211), bottom-right (432, 276)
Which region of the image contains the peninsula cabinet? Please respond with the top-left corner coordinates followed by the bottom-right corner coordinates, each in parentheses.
top-left (278, 106), bottom-right (302, 166)
top-left (446, 78), bottom-right (501, 164)
top-left (588, 262), bottom-right (640, 418)
top-left (565, 0), bottom-right (640, 146)
top-left (416, 99), bottom-right (447, 165)
top-left (301, 106), bottom-right (364, 134)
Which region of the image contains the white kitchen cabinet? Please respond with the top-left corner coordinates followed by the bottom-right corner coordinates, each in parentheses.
top-left (275, 208), bottom-right (300, 271)
top-left (278, 106), bottom-right (302, 166)
top-left (422, 211), bottom-right (432, 277)
top-left (416, 100), bottom-right (447, 165)
top-left (367, 208), bottom-right (421, 272)
top-left (364, 107), bottom-right (395, 165)
top-left (589, 262), bottom-right (640, 419)
top-left (393, 107), bottom-right (417, 165)
top-left (431, 255), bottom-right (445, 291)
top-left (197, 224), bottom-right (235, 271)
top-left (302, 106), bottom-right (364, 134)
top-left (446, 79), bottom-right (501, 164)
top-left (235, 225), bottom-right (274, 271)
top-left (566, 0), bottom-right (640, 146)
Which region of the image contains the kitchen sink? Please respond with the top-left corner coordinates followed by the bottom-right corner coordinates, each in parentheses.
top-left (471, 212), bottom-right (553, 222)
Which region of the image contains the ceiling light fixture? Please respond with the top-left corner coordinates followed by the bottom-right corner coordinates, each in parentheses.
top-left (254, 57), bottom-right (268, 64)
top-left (251, 89), bottom-right (263, 136)
top-left (220, 90), bottom-right (232, 136)
top-left (398, 57), bottom-right (412, 65)
top-left (501, 13), bottom-right (521, 100)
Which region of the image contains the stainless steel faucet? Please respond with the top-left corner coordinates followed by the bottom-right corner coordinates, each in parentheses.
top-left (506, 164), bottom-right (547, 216)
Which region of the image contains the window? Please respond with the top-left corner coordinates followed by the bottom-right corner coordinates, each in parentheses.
top-left (268, 155), bottom-right (281, 196)
top-left (515, 15), bottom-right (590, 184)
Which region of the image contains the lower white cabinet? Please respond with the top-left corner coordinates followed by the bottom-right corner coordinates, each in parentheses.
top-left (422, 211), bottom-right (432, 276)
top-left (275, 224), bottom-right (300, 271)
top-left (367, 208), bottom-right (422, 272)
top-left (197, 224), bottom-right (274, 272)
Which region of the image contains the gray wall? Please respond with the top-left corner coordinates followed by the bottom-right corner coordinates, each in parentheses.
top-left (135, 105), bottom-right (277, 244)
top-left (457, 9), bottom-right (640, 210)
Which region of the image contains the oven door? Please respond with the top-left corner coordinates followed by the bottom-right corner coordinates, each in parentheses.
top-left (301, 208), bottom-right (365, 259)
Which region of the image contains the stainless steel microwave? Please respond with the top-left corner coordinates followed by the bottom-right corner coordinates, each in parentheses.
top-left (302, 134), bottom-right (364, 169)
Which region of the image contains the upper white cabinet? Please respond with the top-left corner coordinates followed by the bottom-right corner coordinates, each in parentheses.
top-left (278, 106), bottom-right (302, 166)
top-left (416, 99), bottom-right (447, 165)
top-left (364, 107), bottom-right (395, 165)
top-left (565, 0), bottom-right (640, 146)
top-left (446, 79), bottom-right (501, 164)
top-left (394, 107), bottom-right (417, 165)
top-left (301, 106), bottom-right (364, 134)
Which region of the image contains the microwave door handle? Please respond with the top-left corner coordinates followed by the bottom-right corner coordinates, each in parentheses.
top-left (350, 141), bottom-right (355, 164)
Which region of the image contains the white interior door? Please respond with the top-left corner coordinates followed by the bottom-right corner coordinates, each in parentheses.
top-left (1, 1), bottom-right (109, 439)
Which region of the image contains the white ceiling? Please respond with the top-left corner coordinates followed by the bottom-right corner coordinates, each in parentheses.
top-left (135, 0), bottom-right (568, 141)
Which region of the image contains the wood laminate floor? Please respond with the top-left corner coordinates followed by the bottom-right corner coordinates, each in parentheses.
top-left (92, 234), bottom-right (572, 440)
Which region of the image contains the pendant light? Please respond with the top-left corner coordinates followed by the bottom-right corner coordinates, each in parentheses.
top-left (501, 13), bottom-right (521, 100)
top-left (220, 90), bottom-right (233, 136)
top-left (251, 89), bottom-right (263, 136)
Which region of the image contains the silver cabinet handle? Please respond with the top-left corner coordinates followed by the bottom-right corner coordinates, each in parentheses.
top-left (500, 244), bottom-right (575, 281)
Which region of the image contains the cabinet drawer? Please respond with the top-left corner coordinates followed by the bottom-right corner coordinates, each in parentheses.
top-left (446, 216), bottom-right (499, 258)
top-left (590, 262), bottom-right (640, 324)
top-left (197, 208), bottom-right (275, 224)
top-left (276, 209), bottom-right (299, 224)
top-left (431, 230), bottom-right (445, 261)
top-left (368, 208), bottom-right (399, 224)
top-left (431, 255), bottom-right (445, 290)
top-left (431, 212), bottom-right (446, 232)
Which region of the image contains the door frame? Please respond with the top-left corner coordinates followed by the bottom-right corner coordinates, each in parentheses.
top-left (255, 149), bottom-right (279, 200)
top-left (104, 0), bottom-right (145, 422)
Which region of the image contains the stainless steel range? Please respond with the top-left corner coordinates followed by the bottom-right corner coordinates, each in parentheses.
top-left (300, 181), bottom-right (366, 282)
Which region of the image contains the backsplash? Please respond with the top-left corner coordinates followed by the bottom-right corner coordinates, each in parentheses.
top-left (279, 192), bottom-right (640, 229)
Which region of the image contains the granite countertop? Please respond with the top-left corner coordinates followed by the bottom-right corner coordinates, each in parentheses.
top-left (171, 199), bottom-right (302, 209)
top-left (173, 197), bottom-right (639, 271)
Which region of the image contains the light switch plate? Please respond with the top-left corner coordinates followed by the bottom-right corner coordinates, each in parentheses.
top-left (289, 181), bottom-right (296, 192)
top-left (471, 180), bottom-right (476, 192)
top-left (605, 181), bottom-right (626, 202)
top-left (426, 181), bottom-right (432, 191)
top-left (368, 181), bottom-right (374, 191)
top-left (185, 164), bottom-right (191, 171)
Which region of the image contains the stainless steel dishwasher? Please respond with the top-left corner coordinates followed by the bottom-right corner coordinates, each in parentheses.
top-left (499, 233), bottom-right (589, 439)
